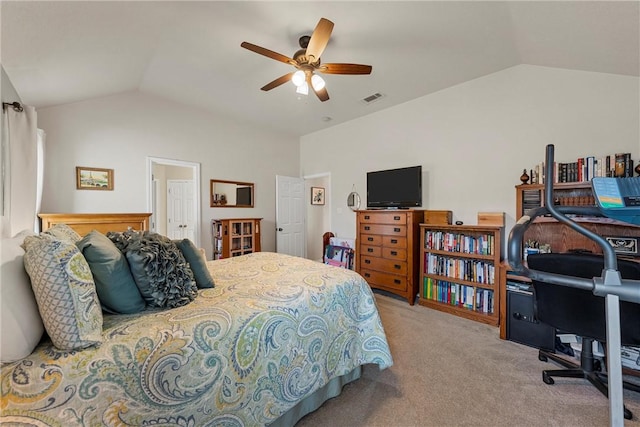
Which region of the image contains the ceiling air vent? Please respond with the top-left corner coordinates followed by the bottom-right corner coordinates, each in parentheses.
top-left (361, 92), bottom-right (384, 104)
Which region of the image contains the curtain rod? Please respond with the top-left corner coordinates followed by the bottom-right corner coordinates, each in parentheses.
top-left (2, 102), bottom-right (24, 112)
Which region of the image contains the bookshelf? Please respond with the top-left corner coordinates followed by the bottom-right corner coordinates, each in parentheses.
top-left (418, 224), bottom-right (502, 326)
top-left (515, 183), bottom-right (640, 254)
top-left (212, 218), bottom-right (261, 260)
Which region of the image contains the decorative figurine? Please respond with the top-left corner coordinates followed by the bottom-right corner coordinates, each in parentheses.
top-left (520, 169), bottom-right (530, 184)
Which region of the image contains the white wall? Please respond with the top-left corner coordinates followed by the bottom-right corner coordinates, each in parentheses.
top-left (300, 65), bottom-right (640, 253)
top-left (36, 91), bottom-right (300, 257)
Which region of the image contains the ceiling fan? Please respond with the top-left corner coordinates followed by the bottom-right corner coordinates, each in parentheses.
top-left (241, 18), bottom-right (372, 102)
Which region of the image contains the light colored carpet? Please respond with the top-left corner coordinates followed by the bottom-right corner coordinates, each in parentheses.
top-left (297, 293), bottom-right (640, 427)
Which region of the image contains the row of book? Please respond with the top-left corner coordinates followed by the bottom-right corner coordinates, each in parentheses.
top-left (425, 253), bottom-right (496, 285)
top-left (423, 277), bottom-right (494, 314)
top-left (529, 152), bottom-right (634, 184)
top-left (423, 231), bottom-right (495, 255)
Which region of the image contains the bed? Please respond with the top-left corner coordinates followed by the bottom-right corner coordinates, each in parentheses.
top-left (1, 213), bottom-right (393, 426)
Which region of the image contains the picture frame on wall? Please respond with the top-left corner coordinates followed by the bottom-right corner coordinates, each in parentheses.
top-left (76, 166), bottom-right (114, 190)
top-left (311, 187), bottom-right (325, 205)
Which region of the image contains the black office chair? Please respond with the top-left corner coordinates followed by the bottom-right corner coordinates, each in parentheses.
top-left (527, 252), bottom-right (640, 420)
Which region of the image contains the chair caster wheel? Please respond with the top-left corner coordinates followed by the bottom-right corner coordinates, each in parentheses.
top-left (542, 372), bottom-right (554, 385)
top-left (539, 354), bottom-right (548, 362)
top-left (624, 407), bottom-right (632, 420)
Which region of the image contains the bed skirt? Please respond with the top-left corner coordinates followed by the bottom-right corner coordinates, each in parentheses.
top-left (270, 366), bottom-right (362, 427)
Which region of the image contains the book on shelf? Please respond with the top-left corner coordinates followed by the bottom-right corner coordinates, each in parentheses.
top-left (530, 152), bottom-right (634, 183)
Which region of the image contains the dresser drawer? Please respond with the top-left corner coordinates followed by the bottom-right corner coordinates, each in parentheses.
top-left (360, 268), bottom-right (407, 292)
top-left (360, 223), bottom-right (407, 236)
top-left (382, 236), bottom-right (407, 248)
top-left (358, 212), bottom-right (407, 225)
top-left (383, 247), bottom-right (407, 261)
top-left (360, 245), bottom-right (382, 257)
top-left (360, 234), bottom-right (382, 246)
top-left (361, 256), bottom-right (407, 275)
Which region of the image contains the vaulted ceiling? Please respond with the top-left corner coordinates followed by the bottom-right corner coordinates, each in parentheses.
top-left (2, 1), bottom-right (638, 137)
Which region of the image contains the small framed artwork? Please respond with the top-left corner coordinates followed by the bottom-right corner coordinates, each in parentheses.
top-left (76, 166), bottom-right (114, 191)
top-left (311, 187), bottom-right (325, 205)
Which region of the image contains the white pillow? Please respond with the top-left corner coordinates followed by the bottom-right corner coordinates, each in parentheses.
top-left (0, 231), bottom-right (45, 363)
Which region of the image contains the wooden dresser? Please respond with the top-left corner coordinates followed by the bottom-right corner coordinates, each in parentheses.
top-left (356, 210), bottom-right (424, 304)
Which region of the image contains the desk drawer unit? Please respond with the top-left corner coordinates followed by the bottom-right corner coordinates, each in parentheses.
top-left (356, 210), bottom-right (423, 305)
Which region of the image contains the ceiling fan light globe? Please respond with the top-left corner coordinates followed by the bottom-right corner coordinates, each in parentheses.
top-left (296, 82), bottom-right (309, 95)
top-left (311, 74), bottom-right (325, 90)
top-left (291, 70), bottom-right (306, 87)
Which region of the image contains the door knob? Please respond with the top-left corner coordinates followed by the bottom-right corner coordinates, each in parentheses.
top-left (277, 228), bottom-right (283, 231)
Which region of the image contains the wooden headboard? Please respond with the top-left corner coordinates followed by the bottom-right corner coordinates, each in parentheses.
top-left (39, 213), bottom-right (151, 236)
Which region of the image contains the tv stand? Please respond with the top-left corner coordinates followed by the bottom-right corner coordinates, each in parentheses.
top-left (356, 210), bottom-right (425, 304)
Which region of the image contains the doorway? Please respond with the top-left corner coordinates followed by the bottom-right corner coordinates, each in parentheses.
top-left (146, 157), bottom-right (201, 248)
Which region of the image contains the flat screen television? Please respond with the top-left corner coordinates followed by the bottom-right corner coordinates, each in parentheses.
top-left (366, 165), bottom-right (422, 209)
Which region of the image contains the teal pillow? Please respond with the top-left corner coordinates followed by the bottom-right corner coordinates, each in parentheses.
top-left (76, 230), bottom-right (146, 314)
top-left (175, 239), bottom-right (215, 289)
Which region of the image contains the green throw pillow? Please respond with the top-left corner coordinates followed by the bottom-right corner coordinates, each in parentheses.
top-left (76, 230), bottom-right (146, 314)
top-left (22, 236), bottom-right (103, 351)
top-left (175, 238), bottom-right (215, 289)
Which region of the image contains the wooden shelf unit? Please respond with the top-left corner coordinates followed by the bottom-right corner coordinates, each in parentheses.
top-left (212, 218), bottom-right (261, 260)
top-left (419, 224), bottom-right (503, 326)
top-left (356, 210), bottom-right (424, 305)
top-left (515, 183), bottom-right (640, 255)
top-left (501, 182), bottom-right (640, 340)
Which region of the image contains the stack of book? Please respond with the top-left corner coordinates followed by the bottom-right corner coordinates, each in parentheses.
top-left (529, 152), bottom-right (634, 184)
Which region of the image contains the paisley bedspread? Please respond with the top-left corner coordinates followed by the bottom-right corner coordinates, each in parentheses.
top-left (1, 252), bottom-right (393, 426)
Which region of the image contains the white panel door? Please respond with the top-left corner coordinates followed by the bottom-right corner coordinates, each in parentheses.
top-left (276, 175), bottom-right (305, 257)
top-left (167, 180), bottom-right (195, 241)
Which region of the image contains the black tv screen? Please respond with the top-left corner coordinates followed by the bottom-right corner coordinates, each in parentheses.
top-left (367, 166), bottom-right (422, 208)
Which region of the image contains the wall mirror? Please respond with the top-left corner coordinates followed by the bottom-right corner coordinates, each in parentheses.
top-left (210, 179), bottom-right (254, 208)
top-left (347, 191), bottom-right (361, 211)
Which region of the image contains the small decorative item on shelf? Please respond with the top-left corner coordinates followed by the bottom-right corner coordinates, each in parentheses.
top-left (520, 169), bottom-right (530, 184)
top-left (635, 164), bottom-right (640, 176)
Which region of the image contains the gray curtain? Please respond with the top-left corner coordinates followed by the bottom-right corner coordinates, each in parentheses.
top-left (1, 105), bottom-right (39, 237)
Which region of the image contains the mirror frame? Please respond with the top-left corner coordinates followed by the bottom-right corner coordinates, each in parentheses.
top-left (210, 179), bottom-right (254, 208)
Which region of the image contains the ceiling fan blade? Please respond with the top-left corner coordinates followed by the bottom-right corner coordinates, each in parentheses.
top-left (261, 72), bottom-right (294, 91)
top-left (241, 41), bottom-right (294, 65)
top-left (305, 18), bottom-right (334, 61)
top-left (319, 63), bottom-right (372, 75)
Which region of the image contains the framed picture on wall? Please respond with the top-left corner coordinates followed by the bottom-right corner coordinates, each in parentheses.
top-left (76, 166), bottom-right (114, 190)
top-left (311, 187), bottom-right (325, 205)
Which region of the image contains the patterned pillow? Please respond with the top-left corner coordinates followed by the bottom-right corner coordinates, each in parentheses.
top-left (41, 223), bottom-right (82, 243)
top-left (108, 230), bottom-right (198, 309)
top-left (22, 236), bottom-right (103, 351)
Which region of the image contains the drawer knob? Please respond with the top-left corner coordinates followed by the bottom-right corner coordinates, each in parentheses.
top-left (391, 239), bottom-right (398, 244)
top-left (391, 251), bottom-right (398, 256)
top-left (394, 227), bottom-right (400, 232)
top-left (364, 226), bottom-right (371, 231)
top-left (394, 216), bottom-right (400, 220)
top-left (367, 248), bottom-right (373, 252)
top-left (364, 215), bottom-right (370, 220)
top-left (365, 259), bottom-right (371, 264)
top-left (365, 273), bottom-right (371, 278)
top-left (394, 264), bottom-right (401, 269)
top-left (394, 279), bottom-right (401, 284)
top-left (367, 237), bottom-right (374, 241)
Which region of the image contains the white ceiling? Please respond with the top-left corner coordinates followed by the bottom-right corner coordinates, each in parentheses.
top-left (2, 1), bottom-right (638, 138)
